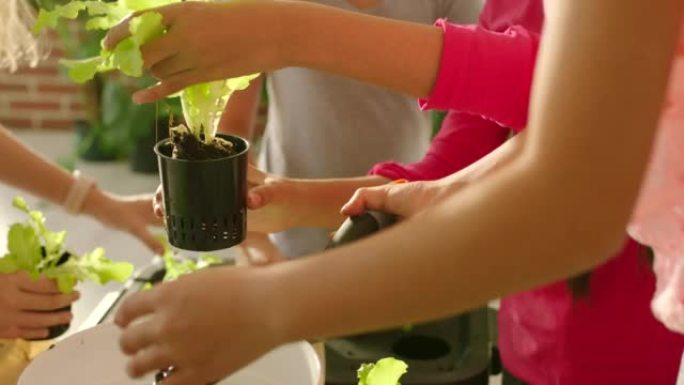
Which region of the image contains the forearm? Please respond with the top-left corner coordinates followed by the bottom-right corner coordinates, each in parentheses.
top-left (286, 175), bottom-right (389, 229)
top-left (0, 127), bottom-right (72, 205)
top-left (260, 0), bottom-right (683, 341)
top-left (282, 1), bottom-right (443, 98)
top-left (441, 131), bottom-right (525, 186)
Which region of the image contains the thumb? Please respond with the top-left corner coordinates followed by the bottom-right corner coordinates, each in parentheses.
top-left (247, 165), bottom-right (267, 186)
top-left (247, 183), bottom-right (277, 210)
top-left (340, 186), bottom-right (392, 216)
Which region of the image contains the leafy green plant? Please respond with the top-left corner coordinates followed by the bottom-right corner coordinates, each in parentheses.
top-left (33, 0), bottom-right (258, 146)
top-left (28, 1), bottom-right (142, 160)
top-left (358, 357), bottom-right (408, 385)
top-left (0, 197), bottom-right (134, 293)
top-left (142, 237), bottom-right (221, 289)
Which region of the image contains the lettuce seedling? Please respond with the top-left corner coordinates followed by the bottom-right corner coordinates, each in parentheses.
top-left (358, 357), bottom-right (408, 385)
top-left (33, 0), bottom-right (258, 145)
top-left (0, 197), bottom-right (134, 293)
top-left (143, 237), bottom-right (221, 289)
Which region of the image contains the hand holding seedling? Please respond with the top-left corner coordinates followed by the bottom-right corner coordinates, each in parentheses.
top-left (115, 266), bottom-right (280, 385)
top-left (0, 271), bottom-right (78, 339)
top-left (105, 0), bottom-right (288, 104)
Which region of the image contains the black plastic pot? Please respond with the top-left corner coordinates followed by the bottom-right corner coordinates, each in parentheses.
top-left (28, 250), bottom-right (73, 341)
top-left (155, 134), bottom-right (249, 252)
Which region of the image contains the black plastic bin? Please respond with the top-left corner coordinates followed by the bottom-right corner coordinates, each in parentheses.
top-left (155, 134), bottom-right (249, 251)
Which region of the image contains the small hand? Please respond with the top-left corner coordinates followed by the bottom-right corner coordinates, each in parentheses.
top-left (83, 188), bottom-right (164, 255)
top-left (104, 1), bottom-right (289, 103)
top-left (0, 271), bottom-right (78, 339)
top-left (246, 166), bottom-right (300, 233)
top-left (115, 267), bottom-right (281, 384)
top-left (341, 178), bottom-right (463, 218)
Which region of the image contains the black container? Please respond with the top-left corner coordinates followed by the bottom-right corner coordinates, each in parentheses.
top-left (28, 250), bottom-right (73, 341)
top-left (155, 134), bottom-right (249, 251)
top-left (325, 212), bottom-right (491, 385)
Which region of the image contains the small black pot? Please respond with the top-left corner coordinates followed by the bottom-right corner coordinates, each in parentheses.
top-left (155, 134), bottom-right (249, 251)
top-left (27, 250), bottom-right (73, 341)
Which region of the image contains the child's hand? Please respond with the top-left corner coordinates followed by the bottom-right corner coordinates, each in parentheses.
top-left (246, 166), bottom-right (301, 233)
top-left (341, 179), bottom-right (461, 218)
top-left (115, 266), bottom-right (281, 384)
top-left (104, 1), bottom-right (290, 103)
top-left (83, 189), bottom-right (164, 255)
top-left (0, 272), bottom-right (78, 339)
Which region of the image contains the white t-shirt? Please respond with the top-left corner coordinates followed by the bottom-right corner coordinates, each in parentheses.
top-left (260, 0), bottom-right (483, 257)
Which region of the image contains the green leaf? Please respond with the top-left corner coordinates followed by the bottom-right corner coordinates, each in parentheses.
top-left (33, 2), bottom-right (89, 34)
top-left (111, 37), bottom-right (143, 77)
top-left (44, 248), bottom-right (133, 293)
top-left (0, 255), bottom-right (20, 274)
top-left (86, 16), bottom-right (119, 30)
top-left (7, 224), bottom-right (41, 272)
top-left (12, 197), bottom-right (30, 214)
top-left (120, 0), bottom-right (179, 12)
top-left (129, 12), bottom-right (165, 46)
top-left (34, 0), bottom-right (259, 144)
top-left (7, 196), bottom-right (133, 293)
top-left (56, 274), bottom-right (78, 293)
top-left (357, 358), bottom-right (408, 385)
top-left (60, 57), bottom-right (107, 83)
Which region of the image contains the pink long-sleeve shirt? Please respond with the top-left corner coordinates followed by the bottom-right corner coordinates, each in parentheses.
top-left (371, 1), bottom-right (684, 384)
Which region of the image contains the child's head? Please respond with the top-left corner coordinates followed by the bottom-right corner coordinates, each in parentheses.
top-left (0, 0), bottom-right (47, 73)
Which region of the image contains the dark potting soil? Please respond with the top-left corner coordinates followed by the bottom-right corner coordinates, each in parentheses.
top-left (170, 125), bottom-right (236, 161)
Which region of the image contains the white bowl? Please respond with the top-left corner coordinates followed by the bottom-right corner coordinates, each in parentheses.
top-left (19, 323), bottom-right (320, 385)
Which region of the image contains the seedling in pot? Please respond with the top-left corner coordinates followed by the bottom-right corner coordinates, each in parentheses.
top-left (32, 0), bottom-right (258, 160)
top-left (0, 197), bottom-right (134, 339)
top-left (34, 0), bottom-right (256, 251)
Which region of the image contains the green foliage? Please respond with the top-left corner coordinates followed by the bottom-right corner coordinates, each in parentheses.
top-left (34, 0), bottom-right (259, 143)
top-left (357, 358), bottom-right (408, 385)
top-left (0, 197), bottom-right (134, 293)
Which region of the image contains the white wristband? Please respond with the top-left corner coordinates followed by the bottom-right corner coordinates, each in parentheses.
top-left (63, 170), bottom-right (95, 214)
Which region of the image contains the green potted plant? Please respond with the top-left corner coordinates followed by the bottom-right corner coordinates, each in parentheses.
top-left (34, 0), bottom-right (257, 251)
top-left (0, 197), bottom-right (134, 340)
top-left (30, 0), bottom-right (149, 161)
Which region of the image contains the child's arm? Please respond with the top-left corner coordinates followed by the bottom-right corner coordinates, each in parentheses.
top-left (114, 1), bottom-right (683, 382)
top-left (246, 168), bottom-right (389, 232)
top-left (105, 1), bottom-right (444, 102)
top-left (0, 126), bottom-right (163, 253)
top-left (107, 0), bottom-right (538, 130)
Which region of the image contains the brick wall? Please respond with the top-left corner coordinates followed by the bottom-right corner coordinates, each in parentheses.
top-left (0, 34), bottom-right (86, 131)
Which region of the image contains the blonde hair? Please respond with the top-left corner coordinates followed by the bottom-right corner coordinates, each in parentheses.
top-left (0, 0), bottom-right (47, 73)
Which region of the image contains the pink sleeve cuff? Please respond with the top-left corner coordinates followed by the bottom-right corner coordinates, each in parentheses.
top-left (419, 20), bottom-right (540, 131)
top-left (370, 112), bottom-right (510, 182)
